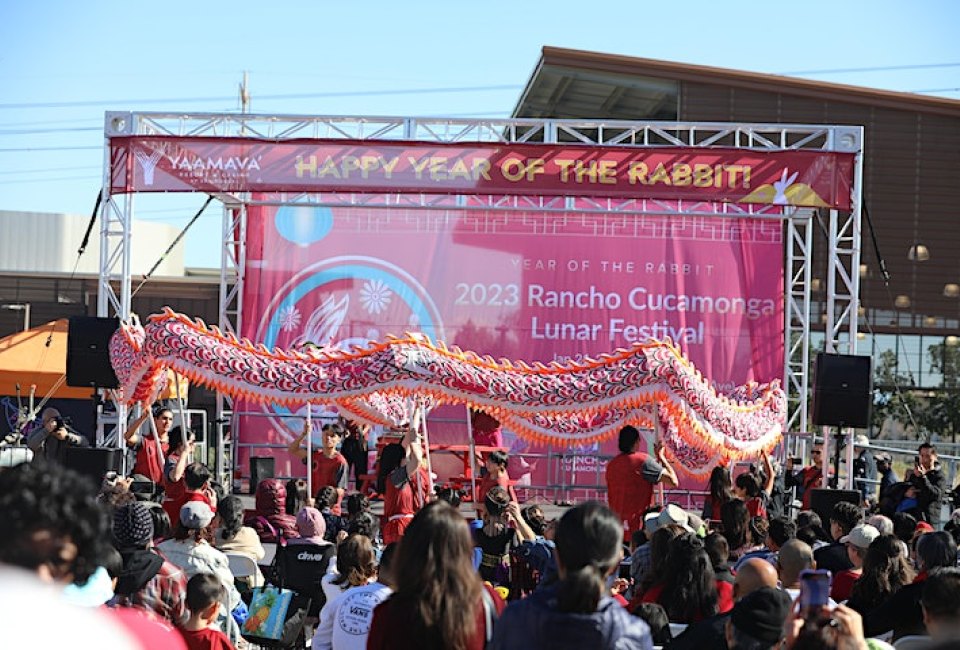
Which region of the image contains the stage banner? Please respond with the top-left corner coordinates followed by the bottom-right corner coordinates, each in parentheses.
top-left (110, 136), bottom-right (855, 209)
top-left (236, 205), bottom-right (784, 489)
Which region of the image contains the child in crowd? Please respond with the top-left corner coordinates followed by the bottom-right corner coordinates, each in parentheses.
top-left (180, 573), bottom-right (234, 650)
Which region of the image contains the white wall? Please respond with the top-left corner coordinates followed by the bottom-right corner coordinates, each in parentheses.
top-left (0, 210), bottom-right (184, 276)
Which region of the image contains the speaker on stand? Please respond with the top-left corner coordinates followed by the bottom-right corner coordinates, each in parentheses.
top-left (811, 353), bottom-right (873, 489)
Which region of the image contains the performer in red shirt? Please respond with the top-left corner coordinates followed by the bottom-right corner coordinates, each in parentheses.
top-left (476, 450), bottom-right (517, 517)
top-left (605, 425), bottom-right (678, 539)
top-left (288, 421), bottom-right (349, 514)
top-left (123, 406), bottom-right (174, 484)
top-left (785, 446), bottom-right (825, 510)
top-left (377, 417), bottom-right (429, 544)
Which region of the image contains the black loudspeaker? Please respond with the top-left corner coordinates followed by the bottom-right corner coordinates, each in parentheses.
top-left (67, 316), bottom-right (120, 388)
top-left (811, 353), bottom-right (872, 428)
top-left (250, 456), bottom-right (275, 494)
top-left (64, 447), bottom-right (122, 483)
top-left (809, 488), bottom-right (862, 525)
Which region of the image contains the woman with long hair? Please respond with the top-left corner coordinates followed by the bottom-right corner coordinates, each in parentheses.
top-left (490, 502), bottom-right (653, 649)
top-left (847, 534), bottom-right (915, 615)
top-left (720, 499), bottom-right (751, 560)
top-left (702, 466), bottom-right (732, 522)
top-left (637, 532), bottom-right (732, 623)
top-left (635, 524), bottom-right (684, 597)
top-left (368, 501), bottom-right (505, 650)
top-left (214, 495), bottom-right (265, 586)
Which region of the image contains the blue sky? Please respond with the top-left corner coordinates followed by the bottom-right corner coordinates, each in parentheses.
top-left (1, 0), bottom-right (957, 268)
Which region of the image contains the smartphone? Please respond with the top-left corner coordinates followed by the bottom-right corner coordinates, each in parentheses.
top-left (791, 457), bottom-right (803, 465)
top-left (799, 569), bottom-right (831, 617)
top-left (618, 559), bottom-right (632, 580)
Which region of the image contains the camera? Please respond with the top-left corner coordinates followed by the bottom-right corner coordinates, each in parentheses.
top-left (52, 416), bottom-right (71, 429)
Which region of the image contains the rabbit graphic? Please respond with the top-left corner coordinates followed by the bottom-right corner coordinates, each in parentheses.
top-left (772, 168), bottom-right (799, 205)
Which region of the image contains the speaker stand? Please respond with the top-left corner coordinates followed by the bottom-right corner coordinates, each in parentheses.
top-left (830, 425), bottom-right (845, 489)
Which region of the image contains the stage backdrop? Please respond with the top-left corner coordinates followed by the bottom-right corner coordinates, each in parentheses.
top-left (237, 204), bottom-right (784, 491)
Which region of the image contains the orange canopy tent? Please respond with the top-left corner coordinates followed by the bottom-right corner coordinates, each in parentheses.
top-left (0, 319), bottom-right (92, 400)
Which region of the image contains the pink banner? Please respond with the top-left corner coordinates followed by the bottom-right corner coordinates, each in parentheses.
top-left (110, 136), bottom-right (855, 210)
top-left (236, 205), bottom-right (784, 491)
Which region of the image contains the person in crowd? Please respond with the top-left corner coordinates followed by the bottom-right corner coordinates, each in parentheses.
top-left (245, 478), bottom-right (299, 542)
top-left (163, 461), bottom-right (217, 528)
top-left (671, 558), bottom-right (781, 650)
top-left (180, 574), bottom-right (234, 650)
top-left (724, 586), bottom-right (791, 650)
top-left (341, 420), bottom-right (370, 492)
top-left (99, 472), bottom-right (138, 514)
top-left (313, 543), bottom-right (396, 650)
top-left (721, 499), bottom-right (753, 560)
top-left (636, 523), bottom-right (685, 597)
top-left (513, 507), bottom-right (558, 594)
top-left (321, 534), bottom-right (378, 617)
top-left (368, 501), bottom-right (506, 650)
top-left (636, 532), bottom-right (733, 623)
top-left (288, 421), bottom-right (349, 514)
top-left (760, 517), bottom-right (796, 567)
top-left (124, 406), bottom-right (174, 485)
top-left (157, 502), bottom-right (240, 615)
top-left (316, 485), bottom-right (348, 542)
top-left (875, 452), bottom-right (898, 502)
top-left (864, 530), bottom-right (958, 640)
top-left (846, 534), bottom-right (915, 615)
top-left (866, 513), bottom-right (894, 536)
top-left (705, 533), bottom-right (735, 585)
top-left (777, 539), bottom-right (837, 607)
top-left (160, 427), bottom-right (199, 522)
top-left (490, 501), bottom-right (653, 649)
top-left (732, 517), bottom-right (772, 569)
top-left (830, 523), bottom-right (880, 602)
top-left (476, 450), bottom-right (517, 516)
top-left (852, 434), bottom-right (877, 505)
top-left (473, 486), bottom-right (536, 589)
top-left (214, 495), bottom-right (265, 587)
top-left (146, 502), bottom-right (172, 543)
top-left (795, 510), bottom-right (831, 550)
top-left (344, 493), bottom-right (371, 526)
top-left (732, 452), bottom-right (774, 518)
top-left (813, 501), bottom-right (863, 574)
top-left (284, 478), bottom-right (308, 516)
top-left (784, 603), bottom-right (878, 650)
top-left (895, 442), bottom-right (947, 528)
top-left (785, 445), bottom-right (824, 510)
top-left (287, 506), bottom-right (332, 547)
top-left (702, 465), bottom-right (733, 522)
top-left (605, 425), bottom-right (678, 539)
top-left (346, 511), bottom-right (378, 540)
top-left (377, 419), bottom-right (429, 544)
top-left (112, 502), bottom-right (189, 625)
top-left (26, 407), bottom-right (88, 464)
top-left (921, 567), bottom-right (960, 649)
top-left (0, 460), bottom-right (108, 587)
top-left (626, 508), bottom-right (660, 589)
top-left (891, 511), bottom-right (918, 544)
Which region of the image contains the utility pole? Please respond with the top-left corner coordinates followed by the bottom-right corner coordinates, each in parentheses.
top-left (239, 71), bottom-right (250, 114)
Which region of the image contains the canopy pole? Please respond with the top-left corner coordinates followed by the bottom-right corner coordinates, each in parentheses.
top-left (466, 406), bottom-right (478, 516)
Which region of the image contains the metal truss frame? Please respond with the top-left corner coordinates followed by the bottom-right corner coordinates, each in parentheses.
top-left (100, 112), bottom-right (864, 473)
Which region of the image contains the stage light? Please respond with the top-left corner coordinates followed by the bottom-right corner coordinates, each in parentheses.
top-left (924, 316), bottom-right (937, 327)
top-left (908, 244), bottom-right (930, 262)
top-left (947, 335), bottom-right (959, 347)
top-left (859, 264), bottom-right (869, 278)
top-left (944, 283), bottom-right (960, 298)
top-left (894, 295), bottom-right (911, 309)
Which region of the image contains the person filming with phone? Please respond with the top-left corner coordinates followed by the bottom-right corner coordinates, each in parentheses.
top-left (890, 442), bottom-right (946, 528)
top-left (26, 407), bottom-right (88, 464)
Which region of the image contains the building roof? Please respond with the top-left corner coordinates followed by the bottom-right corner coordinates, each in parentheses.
top-left (514, 46), bottom-right (960, 120)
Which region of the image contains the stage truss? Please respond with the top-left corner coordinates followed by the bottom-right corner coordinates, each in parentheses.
top-left (98, 112), bottom-right (864, 486)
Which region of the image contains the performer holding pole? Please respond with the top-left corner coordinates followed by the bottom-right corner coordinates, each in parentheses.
top-left (288, 416), bottom-right (348, 514)
top-left (377, 407), bottom-right (429, 544)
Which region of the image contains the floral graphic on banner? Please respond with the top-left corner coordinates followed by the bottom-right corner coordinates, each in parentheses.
top-left (360, 279), bottom-right (392, 315)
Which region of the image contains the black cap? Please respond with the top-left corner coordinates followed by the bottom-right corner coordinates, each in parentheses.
top-left (730, 587), bottom-right (791, 645)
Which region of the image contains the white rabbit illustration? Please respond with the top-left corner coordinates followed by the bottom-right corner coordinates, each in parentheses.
top-left (292, 294), bottom-right (349, 349)
top-left (772, 168), bottom-right (799, 205)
